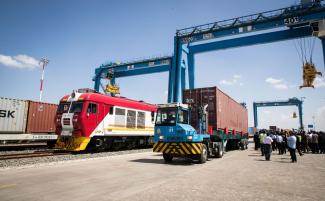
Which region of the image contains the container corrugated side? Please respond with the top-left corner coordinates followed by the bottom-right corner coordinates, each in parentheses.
top-left (183, 86), bottom-right (248, 133)
top-left (0, 97), bottom-right (28, 133)
top-left (216, 88), bottom-right (248, 133)
top-left (26, 101), bottom-right (58, 133)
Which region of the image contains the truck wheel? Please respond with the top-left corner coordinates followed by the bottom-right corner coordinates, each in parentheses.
top-left (216, 144), bottom-right (223, 158)
top-left (163, 153), bottom-right (173, 162)
top-left (199, 144), bottom-right (208, 163)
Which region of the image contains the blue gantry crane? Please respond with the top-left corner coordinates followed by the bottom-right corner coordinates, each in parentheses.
top-left (253, 97), bottom-right (304, 129)
top-left (93, 56), bottom-right (172, 93)
top-left (94, 1), bottom-right (325, 103)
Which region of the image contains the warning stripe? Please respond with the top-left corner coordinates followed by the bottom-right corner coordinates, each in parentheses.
top-left (180, 143), bottom-right (191, 154)
top-left (153, 142), bottom-right (202, 155)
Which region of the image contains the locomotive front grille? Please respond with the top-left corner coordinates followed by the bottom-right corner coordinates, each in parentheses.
top-left (63, 118), bottom-right (70, 125)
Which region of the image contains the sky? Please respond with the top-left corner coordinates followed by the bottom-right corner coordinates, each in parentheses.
top-left (0, 0), bottom-right (325, 130)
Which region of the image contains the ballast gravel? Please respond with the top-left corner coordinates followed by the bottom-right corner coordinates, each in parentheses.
top-left (0, 148), bottom-right (152, 169)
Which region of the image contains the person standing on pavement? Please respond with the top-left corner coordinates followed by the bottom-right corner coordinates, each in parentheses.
top-left (296, 134), bottom-right (304, 156)
top-left (276, 134), bottom-right (284, 155)
top-left (264, 133), bottom-right (273, 161)
top-left (254, 132), bottom-right (260, 150)
top-left (259, 131), bottom-right (267, 156)
top-left (287, 132), bottom-right (297, 163)
top-left (311, 132), bottom-right (319, 154)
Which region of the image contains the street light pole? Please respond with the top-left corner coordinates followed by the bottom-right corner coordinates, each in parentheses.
top-left (39, 58), bottom-right (49, 102)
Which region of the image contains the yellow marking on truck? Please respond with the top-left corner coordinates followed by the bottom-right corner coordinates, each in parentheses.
top-left (180, 143), bottom-right (191, 154)
top-left (161, 143), bottom-right (169, 152)
top-left (185, 143), bottom-right (196, 154)
top-left (156, 142), bottom-right (165, 151)
top-left (192, 143), bottom-right (201, 153)
top-left (178, 148), bottom-right (185, 155)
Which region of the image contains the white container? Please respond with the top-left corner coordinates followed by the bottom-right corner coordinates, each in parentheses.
top-left (0, 97), bottom-right (28, 133)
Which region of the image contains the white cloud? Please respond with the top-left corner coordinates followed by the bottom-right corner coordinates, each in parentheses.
top-left (265, 77), bottom-right (290, 90)
top-left (0, 54), bottom-right (40, 70)
top-left (274, 83), bottom-right (288, 89)
top-left (220, 80), bottom-right (233, 85)
top-left (265, 77), bottom-right (282, 84)
top-left (219, 74), bottom-right (243, 86)
top-left (314, 77), bottom-right (325, 88)
top-left (233, 74), bottom-right (241, 79)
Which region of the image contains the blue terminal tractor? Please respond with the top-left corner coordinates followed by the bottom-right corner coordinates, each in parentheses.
top-left (153, 100), bottom-right (248, 164)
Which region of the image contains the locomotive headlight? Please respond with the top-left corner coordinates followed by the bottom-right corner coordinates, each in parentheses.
top-left (187, 135), bottom-right (193, 141)
top-left (159, 136), bottom-right (164, 140)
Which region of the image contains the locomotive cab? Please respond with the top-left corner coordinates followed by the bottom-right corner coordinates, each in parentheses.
top-left (55, 91), bottom-right (110, 151)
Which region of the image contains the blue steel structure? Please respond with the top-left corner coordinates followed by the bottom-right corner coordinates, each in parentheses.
top-left (253, 97), bottom-right (304, 129)
top-left (93, 1), bottom-right (325, 103)
top-left (93, 56), bottom-right (172, 92)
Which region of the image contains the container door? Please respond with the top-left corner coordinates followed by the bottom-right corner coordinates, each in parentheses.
top-left (0, 98), bottom-right (28, 133)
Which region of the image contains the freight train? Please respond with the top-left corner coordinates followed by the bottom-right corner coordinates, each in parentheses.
top-left (0, 97), bottom-right (58, 147)
top-left (55, 89), bottom-right (157, 151)
top-left (153, 87), bottom-right (248, 163)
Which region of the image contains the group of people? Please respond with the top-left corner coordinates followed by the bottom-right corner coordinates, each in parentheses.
top-left (253, 129), bottom-right (325, 162)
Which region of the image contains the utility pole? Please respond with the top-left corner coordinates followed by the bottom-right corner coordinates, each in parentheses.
top-left (39, 58), bottom-right (49, 102)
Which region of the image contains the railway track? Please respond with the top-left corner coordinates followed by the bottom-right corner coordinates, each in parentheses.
top-left (0, 151), bottom-right (70, 160)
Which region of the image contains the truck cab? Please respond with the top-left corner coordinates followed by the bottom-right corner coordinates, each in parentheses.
top-left (153, 103), bottom-right (210, 163)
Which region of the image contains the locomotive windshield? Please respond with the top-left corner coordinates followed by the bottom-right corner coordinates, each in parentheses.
top-left (57, 101), bottom-right (84, 113)
top-left (69, 101), bottom-right (84, 113)
top-left (58, 102), bottom-right (70, 113)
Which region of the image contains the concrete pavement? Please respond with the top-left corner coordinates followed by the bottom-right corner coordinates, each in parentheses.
top-left (1, 145), bottom-right (324, 201)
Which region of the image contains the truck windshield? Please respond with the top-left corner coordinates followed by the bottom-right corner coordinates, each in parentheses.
top-left (57, 102), bottom-right (71, 113)
top-left (69, 101), bottom-right (84, 113)
top-left (155, 108), bottom-right (177, 126)
top-left (178, 109), bottom-right (189, 124)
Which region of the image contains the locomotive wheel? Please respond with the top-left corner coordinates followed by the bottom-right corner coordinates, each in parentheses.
top-left (163, 153), bottom-right (173, 162)
top-left (198, 144), bottom-right (208, 163)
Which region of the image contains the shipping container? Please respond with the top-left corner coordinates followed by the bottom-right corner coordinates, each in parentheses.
top-left (0, 97), bottom-right (58, 144)
top-left (183, 86), bottom-right (248, 134)
top-left (0, 97), bottom-right (28, 133)
top-left (26, 101), bottom-right (58, 133)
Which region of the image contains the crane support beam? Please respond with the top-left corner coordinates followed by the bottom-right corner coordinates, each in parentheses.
top-left (93, 56), bottom-right (172, 92)
top-left (189, 27), bottom-right (313, 54)
top-left (321, 37), bottom-right (325, 69)
top-left (177, 2), bottom-right (325, 44)
top-left (253, 98), bottom-right (304, 129)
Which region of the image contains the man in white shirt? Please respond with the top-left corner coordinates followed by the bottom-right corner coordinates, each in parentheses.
top-left (287, 132), bottom-right (297, 163)
top-left (264, 133), bottom-right (273, 161)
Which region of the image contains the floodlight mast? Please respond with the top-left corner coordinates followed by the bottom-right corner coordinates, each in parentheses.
top-left (39, 58), bottom-right (49, 102)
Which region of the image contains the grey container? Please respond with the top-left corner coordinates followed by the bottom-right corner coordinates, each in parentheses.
top-left (0, 97), bottom-right (28, 133)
